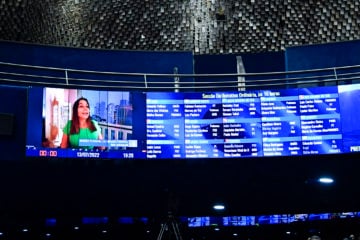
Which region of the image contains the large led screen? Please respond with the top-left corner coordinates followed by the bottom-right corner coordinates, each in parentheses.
top-left (25, 84), bottom-right (360, 159)
top-left (188, 212), bottom-right (359, 228)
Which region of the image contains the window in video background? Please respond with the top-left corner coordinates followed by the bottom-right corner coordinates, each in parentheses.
top-left (42, 87), bottom-right (133, 149)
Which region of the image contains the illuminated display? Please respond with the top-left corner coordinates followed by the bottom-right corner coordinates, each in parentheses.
top-left (183, 92), bottom-right (223, 158)
top-left (299, 86), bottom-right (342, 155)
top-left (188, 211), bottom-right (359, 228)
top-left (25, 84), bottom-right (360, 159)
top-left (26, 87), bottom-right (146, 159)
top-left (259, 89), bottom-right (301, 156)
top-left (146, 92), bottom-right (184, 159)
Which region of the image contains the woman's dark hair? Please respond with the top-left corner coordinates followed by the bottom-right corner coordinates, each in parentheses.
top-left (70, 97), bottom-right (97, 134)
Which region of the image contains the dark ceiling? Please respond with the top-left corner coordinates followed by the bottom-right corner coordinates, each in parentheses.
top-left (0, 0), bottom-right (359, 54)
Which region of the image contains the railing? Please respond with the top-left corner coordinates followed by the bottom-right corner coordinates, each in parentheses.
top-left (1, 61), bottom-right (360, 91)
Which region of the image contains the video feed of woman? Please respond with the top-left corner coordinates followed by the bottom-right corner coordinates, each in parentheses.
top-left (26, 87), bottom-right (146, 159)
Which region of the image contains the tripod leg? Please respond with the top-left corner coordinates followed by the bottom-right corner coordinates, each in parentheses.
top-left (171, 221), bottom-right (183, 240)
top-left (157, 223), bottom-right (167, 240)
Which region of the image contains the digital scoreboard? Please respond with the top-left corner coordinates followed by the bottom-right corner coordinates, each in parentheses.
top-left (25, 84), bottom-right (360, 159)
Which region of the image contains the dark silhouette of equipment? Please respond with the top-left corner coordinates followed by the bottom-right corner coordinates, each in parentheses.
top-left (156, 212), bottom-right (183, 240)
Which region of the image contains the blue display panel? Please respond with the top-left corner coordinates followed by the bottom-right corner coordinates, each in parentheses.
top-left (25, 84), bottom-right (360, 159)
top-left (338, 84), bottom-right (360, 153)
top-left (222, 91), bottom-right (262, 157)
top-left (183, 93), bottom-right (223, 158)
top-left (146, 92), bottom-right (184, 159)
top-left (299, 86), bottom-right (343, 155)
top-left (260, 89), bottom-right (301, 156)
top-left (188, 217), bottom-right (210, 227)
top-left (187, 212), bottom-right (360, 228)
top-left (308, 213), bottom-right (331, 221)
top-left (256, 214), bottom-right (290, 224)
top-left (223, 216), bottom-right (256, 226)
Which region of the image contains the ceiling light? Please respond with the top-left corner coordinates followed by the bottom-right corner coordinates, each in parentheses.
top-left (318, 177), bottom-right (334, 184)
top-left (213, 204), bottom-right (225, 210)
